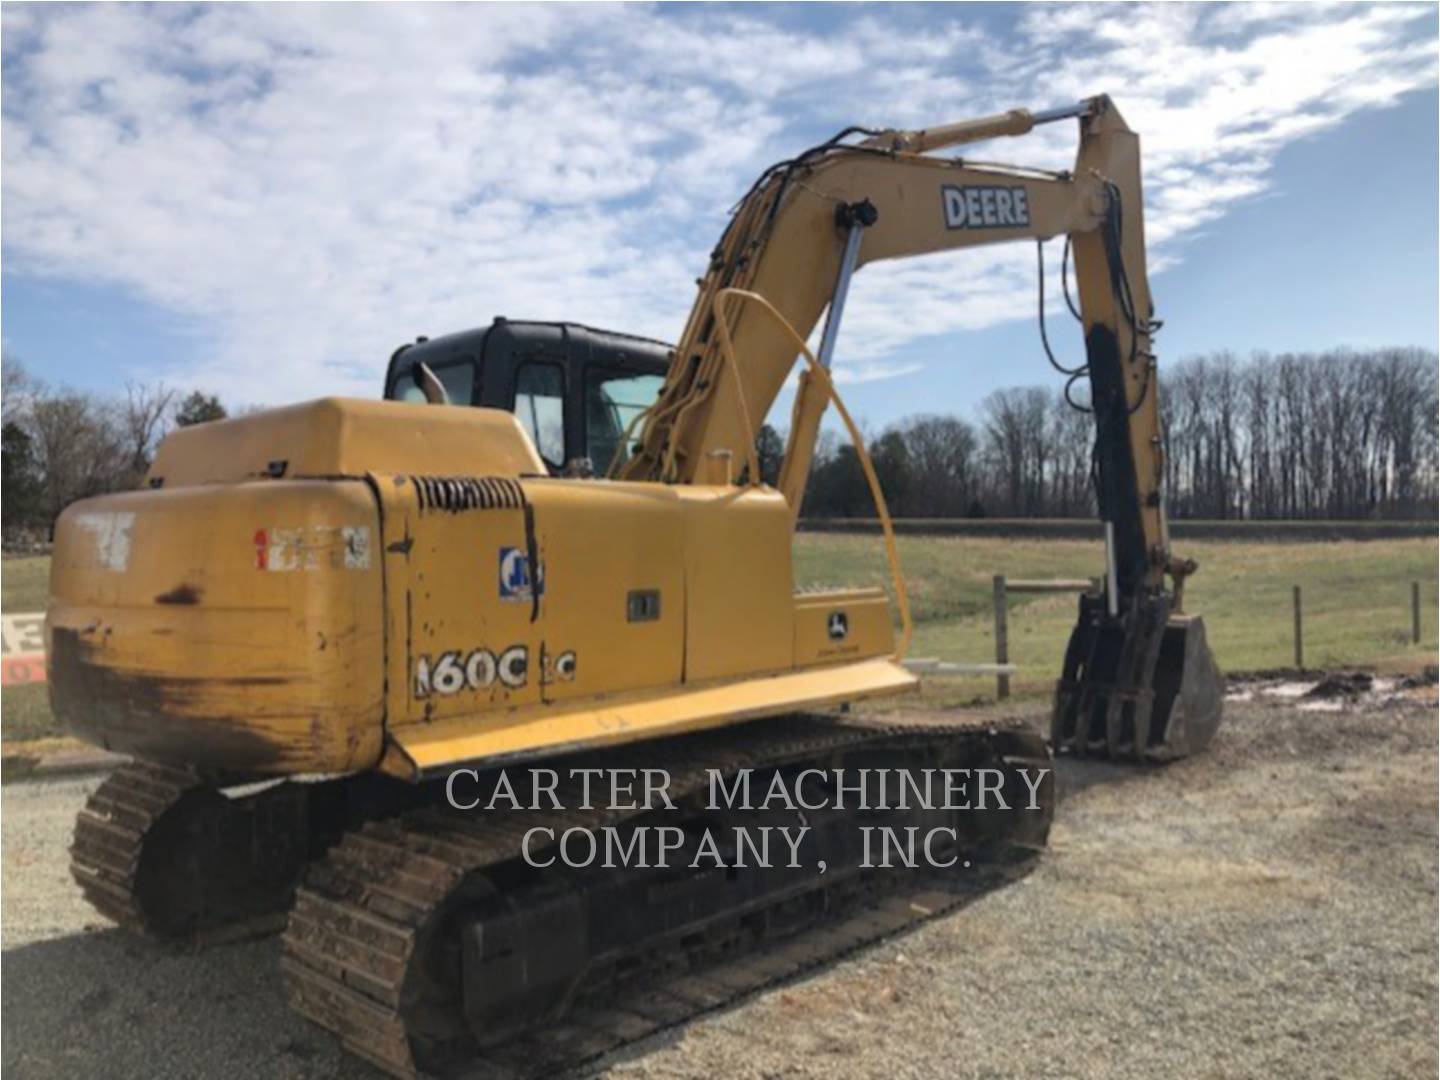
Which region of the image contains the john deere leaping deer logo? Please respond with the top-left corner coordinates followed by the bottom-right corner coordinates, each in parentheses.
top-left (827, 611), bottom-right (849, 641)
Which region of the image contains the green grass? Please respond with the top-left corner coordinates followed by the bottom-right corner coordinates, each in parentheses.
top-left (795, 533), bottom-right (1440, 705)
top-left (3, 538), bottom-right (1436, 742)
top-left (1, 683), bottom-right (58, 742)
top-left (2, 556), bottom-right (51, 614)
top-left (3, 556), bottom-right (57, 742)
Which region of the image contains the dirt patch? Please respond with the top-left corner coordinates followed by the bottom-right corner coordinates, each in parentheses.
top-left (1227, 669), bottom-right (1439, 715)
top-left (1305, 671), bottom-right (1375, 698)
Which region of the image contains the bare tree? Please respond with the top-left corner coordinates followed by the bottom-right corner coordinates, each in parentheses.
top-left (120, 381), bottom-right (176, 481)
top-left (2, 355), bottom-right (40, 427)
top-left (29, 393), bottom-right (129, 529)
top-left (1047, 391), bottom-right (1093, 516)
top-left (895, 415), bottom-right (978, 517)
top-left (981, 387), bottom-right (1050, 515)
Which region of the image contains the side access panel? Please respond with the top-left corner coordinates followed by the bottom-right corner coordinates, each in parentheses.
top-left (677, 486), bottom-right (794, 682)
top-left (373, 475), bottom-right (547, 727)
top-left (523, 481), bottom-right (685, 704)
top-left (372, 474), bottom-right (687, 744)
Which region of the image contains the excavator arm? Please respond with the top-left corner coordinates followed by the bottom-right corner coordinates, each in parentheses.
top-left (623, 94), bottom-right (1222, 760)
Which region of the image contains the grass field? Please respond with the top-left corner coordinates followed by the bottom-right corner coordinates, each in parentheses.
top-left (3, 556), bottom-right (54, 742)
top-left (3, 536), bottom-right (1437, 742)
top-left (2, 556), bottom-right (49, 614)
top-left (796, 532), bottom-right (1439, 706)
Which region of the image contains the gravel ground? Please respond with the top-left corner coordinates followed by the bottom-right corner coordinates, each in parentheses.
top-left (4, 691), bottom-right (1435, 1079)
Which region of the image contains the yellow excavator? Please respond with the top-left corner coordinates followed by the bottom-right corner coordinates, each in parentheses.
top-left (48, 95), bottom-right (1221, 1077)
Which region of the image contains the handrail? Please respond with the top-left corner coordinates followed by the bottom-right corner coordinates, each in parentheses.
top-left (709, 302), bottom-right (763, 487)
top-left (711, 287), bottom-right (914, 660)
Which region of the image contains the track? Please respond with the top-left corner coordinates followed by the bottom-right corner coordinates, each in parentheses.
top-left (70, 760), bottom-right (317, 944)
top-left (282, 714), bottom-right (1052, 1078)
top-left (71, 760), bottom-right (203, 937)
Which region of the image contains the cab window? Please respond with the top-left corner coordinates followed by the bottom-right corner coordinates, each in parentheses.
top-left (514, 363), bottom-right (566, 467)
top-left (390, 359), bottom-right (475, 405)
top-left (586, 370), bottom-right (664, 473)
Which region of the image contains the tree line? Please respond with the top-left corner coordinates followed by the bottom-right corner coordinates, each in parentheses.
top-left (3, 347), bottom-right (1435, 535)
top-left (3, 358), bottom-right (226, 533)
top-left (798, 348), bottom-right (1438, 521)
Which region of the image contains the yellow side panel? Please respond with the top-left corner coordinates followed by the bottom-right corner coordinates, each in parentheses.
top-left (374, 475), bottom-right (687, 732)
top-left (384, 657), bottom-right (919, 779)
top-left (369, 476), bottom-right (910, 782)
top-left (525, 482), bottom-right (685, 704)
top-left (679, 486), bottom-right (794, 682)
top-left (793, 588), bottom-right (895, 667)
top-left (149, 398), bottom-right (545, 488)
top-left (372, 474), bottom-right (543, 724)
top-left (46, 480), bottom-right (385, 775)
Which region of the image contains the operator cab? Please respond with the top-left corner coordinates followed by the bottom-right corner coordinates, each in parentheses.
top-left (385, 318), bottom-right (671, 476)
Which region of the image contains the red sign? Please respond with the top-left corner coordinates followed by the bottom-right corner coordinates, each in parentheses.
top-left (2, 613), bottom-right (47, 686)
top-left (1, 653), bottom-right (45, 686)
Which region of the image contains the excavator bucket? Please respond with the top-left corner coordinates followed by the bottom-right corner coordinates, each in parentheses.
top-left (1051, 593), bottom-right (1224, 761)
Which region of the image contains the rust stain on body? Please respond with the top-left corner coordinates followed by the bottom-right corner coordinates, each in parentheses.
top-left (155, 584), bottom-right (204, 606)
top-left (49, 626), bottom-right (301, 776)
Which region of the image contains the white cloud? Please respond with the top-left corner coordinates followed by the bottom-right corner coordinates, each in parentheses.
top-left (1, 2), bottom-right (1434, 406)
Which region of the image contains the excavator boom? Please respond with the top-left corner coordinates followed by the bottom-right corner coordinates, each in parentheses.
top-left (621, 94), bottom-right (1222, 759)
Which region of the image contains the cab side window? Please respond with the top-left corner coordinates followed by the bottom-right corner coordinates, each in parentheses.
top-left (514, 363), bottom-right (565, 468)
top-left (585, 370), bottom-right (664, 473)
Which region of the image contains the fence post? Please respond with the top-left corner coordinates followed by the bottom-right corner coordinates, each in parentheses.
top-left (992, 574), bottom-right (1010, 700)
top-left (1412, 581), bottom-right (1421, 645)
top-left (1292, 585), bottom-right (1303, 670)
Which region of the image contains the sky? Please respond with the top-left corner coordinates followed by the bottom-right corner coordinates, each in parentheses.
top-left (2, 2), bottom-right (1437, 430)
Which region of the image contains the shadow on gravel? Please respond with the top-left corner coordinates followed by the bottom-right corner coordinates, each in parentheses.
top-left (0, 927), bottom-right (375, 1080)
top-left (3, 859), bottom-right (1044, 1080)
top-left (580, 852), bottom-right (1044, 1078)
